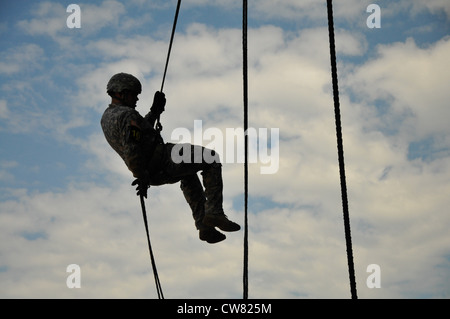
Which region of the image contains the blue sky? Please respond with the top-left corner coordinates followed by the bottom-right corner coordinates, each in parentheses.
top-left (1, 0), bottom-right (449, 299)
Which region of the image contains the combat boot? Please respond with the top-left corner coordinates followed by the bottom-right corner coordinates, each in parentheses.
top-left (203, 214), bottom-right (241, 232)
top-left (201, 165), bottom-right (241, 232)
top-left (180, 174), bottom-right (227, 243)
top-left (199, 226), bottom-right (226, 244)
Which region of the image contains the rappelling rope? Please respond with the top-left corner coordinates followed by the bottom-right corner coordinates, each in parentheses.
top-left (326, 0), bottom-right (358, 299)
top-left (136, 0), bottom-right (183, 299)
top-left (242, 0), bottom-right (249, 300)
top-left (140, 194), bottom-right (164, 299)
top-left (156, 0), bottom-right (182, 133)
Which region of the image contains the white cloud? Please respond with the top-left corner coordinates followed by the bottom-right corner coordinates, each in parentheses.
top-left (345, 36), bottom-right (450, 140)
top-left (250, 0), bottom-right (326, 22)
top-left (0, 160), bottom-right (18, 183)
top-left (0, 99), bottom-right (9, 118)
top-left (250, 0), bottom-right (450, 23)
top-left (0, 44), bottom-right (45, 75)
top-left (407, 0), bottom-right (450, 19)
top-left (16, 2), bottom-right (66, 38)
top-left (184, 0), bottom-right (240, 9)
top-left (16, 0), bottom-right (127, 47)
top-left (249, 0), bottom-right (378, 24)
top-left (80, 0), bottom-right (126, 34)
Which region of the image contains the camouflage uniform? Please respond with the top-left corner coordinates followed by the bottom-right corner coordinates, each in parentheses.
top-left (101, 73), bottom-right (239, 243)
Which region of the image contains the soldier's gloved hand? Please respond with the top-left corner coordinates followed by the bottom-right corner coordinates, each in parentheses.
top-left (150, 91), bottom-right (166, 116)
top-left (132, 178), bottom-right (150, 198)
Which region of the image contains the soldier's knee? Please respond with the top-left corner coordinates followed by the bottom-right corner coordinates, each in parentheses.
top-left (180, 174), bottom-right (198, 189)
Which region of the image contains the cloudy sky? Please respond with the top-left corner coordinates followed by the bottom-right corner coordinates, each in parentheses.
top-left (1, 0), bottom-right (449, 299)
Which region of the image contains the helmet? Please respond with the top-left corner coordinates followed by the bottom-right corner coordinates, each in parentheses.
top-left (106, 73), bottom-right (142, 95)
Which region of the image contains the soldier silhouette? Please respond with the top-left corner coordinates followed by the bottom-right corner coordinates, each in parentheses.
top-left (101, 73), bottom-right (240, 244)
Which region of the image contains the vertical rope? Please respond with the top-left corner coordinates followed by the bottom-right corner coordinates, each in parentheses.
top-left (242, 0), bottom-right (249, 300)
top-left (160, 0), bottom-right (182, 93)
top-left (156, 0), bottom-right (182, 132)
top-left (326, 0), bottom-right (357, 299)
top-left (140, 195), bottom-right (164, 299)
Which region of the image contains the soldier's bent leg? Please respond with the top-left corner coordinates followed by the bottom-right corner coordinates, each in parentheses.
top-left (180, 174), bottom-right (225, 244)
top-left (202, 162), bottom-right (241, 232)
top-left (166, 143), bottom-right (240, 234)
top-left (180, 174), bottom-right (205, 229)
